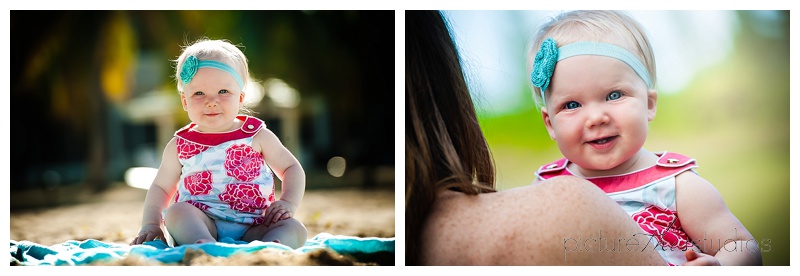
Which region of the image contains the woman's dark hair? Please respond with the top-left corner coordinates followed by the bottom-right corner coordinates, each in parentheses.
top-left (405, 10), bottom-right (496, 265)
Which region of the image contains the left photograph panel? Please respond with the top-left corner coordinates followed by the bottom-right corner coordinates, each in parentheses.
top-left (9, 10), bottom-right (395, 266)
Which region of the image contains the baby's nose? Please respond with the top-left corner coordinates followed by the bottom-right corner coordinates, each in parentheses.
top-left (585, 108), bottom-right (610, 128)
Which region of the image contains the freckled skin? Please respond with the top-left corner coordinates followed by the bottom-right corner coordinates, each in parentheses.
top-left (420, 176), bottom-right (665, 265)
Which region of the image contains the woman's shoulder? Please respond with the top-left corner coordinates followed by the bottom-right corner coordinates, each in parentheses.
top-left (420, 190), bottom-right (492, 264)
top-left (421, 177), bottom-right (666, 265)
top-left (422, 187), bottom-right (563, 265)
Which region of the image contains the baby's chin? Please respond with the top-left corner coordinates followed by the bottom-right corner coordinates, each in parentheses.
top-left (571, 160), bottom-right (625, 176)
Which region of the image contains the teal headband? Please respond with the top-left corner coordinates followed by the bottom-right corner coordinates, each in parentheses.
top-left (180, 55), bottom-right (245, 91)
top-left (530, 38), bottom-right (652, 106)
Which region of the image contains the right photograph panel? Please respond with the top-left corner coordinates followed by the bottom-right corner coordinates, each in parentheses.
top-left (405, 10), bottom-right (787, 266)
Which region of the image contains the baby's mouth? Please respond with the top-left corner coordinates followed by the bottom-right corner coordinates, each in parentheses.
top-left (588, 136), bottom-right (618, 144)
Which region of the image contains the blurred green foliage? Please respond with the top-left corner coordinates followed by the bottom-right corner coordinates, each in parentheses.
top-left (11, 10), bottom-right (395, 192)
top-left (476, 11), bottom-right (789, 266)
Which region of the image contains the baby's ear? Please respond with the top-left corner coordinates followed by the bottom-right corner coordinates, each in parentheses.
top-left (647, 89), bottom-right (657, 122)
top-left (541, 107), bottom-right (556, 140)
top-left (180, 93), bottom-right (188, 111)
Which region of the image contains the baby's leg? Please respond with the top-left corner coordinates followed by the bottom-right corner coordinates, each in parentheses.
top-left (163, 202), bottom-right (218, 245)
top-left (242, 217), bottom-right (308, 249)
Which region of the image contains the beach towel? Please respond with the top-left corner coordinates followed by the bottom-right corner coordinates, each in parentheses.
top-left (10, 232), bottom-right (394, 266)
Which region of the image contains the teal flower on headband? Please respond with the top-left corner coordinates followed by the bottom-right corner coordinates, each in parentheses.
top-left (180, 55), bottom-right (199, 87)
top-left (531, 38), bottom-right (558, 101)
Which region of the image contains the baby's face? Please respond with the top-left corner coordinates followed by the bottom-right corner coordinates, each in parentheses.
top-left (541, 55), bottom-right (656, 174)
top-left (181, 66), bottom-right (244, 132)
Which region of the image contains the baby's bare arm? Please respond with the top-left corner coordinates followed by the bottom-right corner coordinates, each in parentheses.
top-left (254, 129), bottom-right (305, 216)
top-left (131, 138), bottom-right (182, 245)
top-left (675, 172), bottom-right (762, 265)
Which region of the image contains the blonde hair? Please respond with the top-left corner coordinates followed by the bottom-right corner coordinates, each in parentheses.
top-left (174, 38), bottom-right (251, 93)
top-left (527, 10), bottom-right (657, 107)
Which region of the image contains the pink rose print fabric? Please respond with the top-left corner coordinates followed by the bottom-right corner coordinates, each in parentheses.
top-left (187, 200), bottom-right (211, 211)
top-left (225, 144), bottom-right (264, 182)
top-left (218, 183), bottom-right (268, 213)
top-left (171, 115), bottom-right (275, 226)
top-left (184, 171), bottom-right (213, 195)
top-left (535, 152), bottom-right (701, 265)
top-left (268, 188), bottom-right (275, 202)
top-left (632, 205), bottom-right (692, 250)
top-left (177, 138), bottom-right (210, 160)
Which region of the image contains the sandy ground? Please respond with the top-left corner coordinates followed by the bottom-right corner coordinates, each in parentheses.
top-left (9, 183), bottom-right (396, 266)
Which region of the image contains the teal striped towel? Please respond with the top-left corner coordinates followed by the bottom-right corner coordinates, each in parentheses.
top-left (10, 233), bottom-right (394, 266)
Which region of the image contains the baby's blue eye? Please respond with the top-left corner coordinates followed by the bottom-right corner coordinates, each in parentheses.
top-left (219, 89), bottom-right (228, 94)
top-left (607, 91), bottom-right (622, 101)
top-left (564, 101), bottom-right (581, 110)
top-left (193, 91), bottom-right (204, 96)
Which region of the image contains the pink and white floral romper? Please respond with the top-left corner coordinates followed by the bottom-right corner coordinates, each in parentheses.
top-left (535, 151), bottom-right (700, 265)
top-left (172, 115), bottom-right (276, 229)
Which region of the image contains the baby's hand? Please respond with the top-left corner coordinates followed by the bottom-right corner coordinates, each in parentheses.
top-left (130, 223), bottom-right (166, 245)
top-left (683, 250), bottom-right (721, 266)
top-left (264, 200), bottom-right (296, 225)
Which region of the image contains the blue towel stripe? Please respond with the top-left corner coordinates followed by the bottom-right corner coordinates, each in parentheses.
top-left (10, 233), bottom-right (394, 265)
